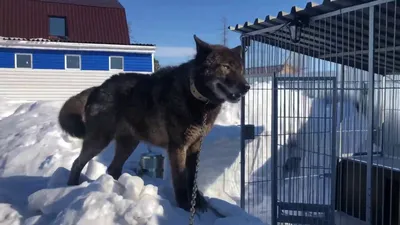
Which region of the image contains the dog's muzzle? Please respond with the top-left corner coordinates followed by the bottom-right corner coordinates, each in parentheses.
top-left (240, 82), bottom-right (251, 94)
top-left (227, 82), bottom-right (251, 102)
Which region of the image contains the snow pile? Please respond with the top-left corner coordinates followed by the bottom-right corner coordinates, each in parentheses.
top-left (0, 203), bottom-right (22, 225)
top-left (0, 100), bottom-right (78, 177)
top-left (27, 172), bottom-right (162, 225)
top-left (215, 102), bottom-right (240, 126)
top-left (0, 98), bottom-right (33, 120)
top-left (0, 97), bottom-right (264, 225)
top-left (22, 168), bottom-right (261, 225)
top-left (23, 169), bottom-right (262, 225)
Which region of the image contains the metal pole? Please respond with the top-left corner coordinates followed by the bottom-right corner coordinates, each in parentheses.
top-left (366, 5), bottom-right (375, 225)
top-left (240, 36), bottom-right (246, 209)
top-left (339, 65), bottom-right (345, 157)
top-left (331, 77), bottom-right (338, 225)
top-left (271, 72), bottom-right (278, 225)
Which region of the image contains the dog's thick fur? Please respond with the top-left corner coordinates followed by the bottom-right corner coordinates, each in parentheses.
top-left (58, 35), bottom-right (250, 211)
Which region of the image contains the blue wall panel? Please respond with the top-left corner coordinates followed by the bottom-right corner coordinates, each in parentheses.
top-left (0, 49), bottom-right (14, 68)
top-left (0, 47), bottom-right (153, 72)
top-left (33, 50), bottom-right (65, 69)
top-left (124, 53), bottom-right (152, 72)
top-left (81, 53), bottom-right (109, 71)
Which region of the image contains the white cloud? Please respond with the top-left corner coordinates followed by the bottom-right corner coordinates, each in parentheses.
top-left (154, 46), bottom-right (196, 58)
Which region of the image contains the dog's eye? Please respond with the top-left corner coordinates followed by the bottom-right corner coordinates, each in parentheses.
top-left (222, 65), bottom-right (230, 70)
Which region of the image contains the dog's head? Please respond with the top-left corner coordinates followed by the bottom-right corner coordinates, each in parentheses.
top-left (192, 35), bottom-right (250, 104)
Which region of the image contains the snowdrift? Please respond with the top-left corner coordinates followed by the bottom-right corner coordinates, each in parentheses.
top-left (23, 169), bottom-right (262, 225)
top-left (0, 97), bottom-right (263, 225)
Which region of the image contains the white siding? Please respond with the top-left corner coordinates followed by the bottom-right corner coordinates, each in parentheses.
top-left (0, 68), bottom-right (150, 101)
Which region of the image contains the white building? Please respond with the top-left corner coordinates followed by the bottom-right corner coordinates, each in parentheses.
top-left (0, 37), bottom-right (156, 101)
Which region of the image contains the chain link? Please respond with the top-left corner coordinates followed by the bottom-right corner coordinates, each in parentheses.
top-left (189, 105), bottom-right (208, 225)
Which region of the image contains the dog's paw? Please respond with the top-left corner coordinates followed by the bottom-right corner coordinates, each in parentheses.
top-left (176, 188), bottom-right (208, 213)
top-left (176, 189), bottom-right (191, 211)
top-left (193, 190), bottom-right (208, 213)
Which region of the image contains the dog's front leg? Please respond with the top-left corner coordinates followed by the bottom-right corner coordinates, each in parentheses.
top-left (167, 143), bottom-right (191, 211)
top-left (186, 139), bottom-right (208, 212)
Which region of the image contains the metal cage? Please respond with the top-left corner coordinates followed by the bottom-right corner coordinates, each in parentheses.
top-left (233, 0), bottom-right (400, 225)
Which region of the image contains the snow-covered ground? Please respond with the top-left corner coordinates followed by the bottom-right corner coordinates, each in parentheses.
top-left (0, 93), bottom-right (264, 225)
top-left (1, 77), bottom-right (399, 225)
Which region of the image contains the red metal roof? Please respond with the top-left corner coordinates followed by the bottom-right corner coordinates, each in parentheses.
top-left (0, 0), bottom-right (130, 45)
top-left (40, 0), bottom-right (124, 9)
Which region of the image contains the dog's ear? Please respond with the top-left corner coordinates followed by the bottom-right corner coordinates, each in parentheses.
top-left (194, 35), bottom-right (212, 55)
top-left (231, 45), bottom-right (242, 58)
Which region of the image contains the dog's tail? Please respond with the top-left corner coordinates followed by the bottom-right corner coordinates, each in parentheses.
top-left (58, 86), bottom-right (97, 139)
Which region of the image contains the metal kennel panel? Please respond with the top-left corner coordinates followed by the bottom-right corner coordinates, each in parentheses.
top-left (271, 76), bottom-right (337, 225)
top-left (238, 1), bottom-right (400, 225)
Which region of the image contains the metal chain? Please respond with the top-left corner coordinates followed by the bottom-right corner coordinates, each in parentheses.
top-left (189, 105), bottom-right (208, 225)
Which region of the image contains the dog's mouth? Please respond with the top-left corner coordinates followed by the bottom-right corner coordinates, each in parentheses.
top-left (216, 83), bottom-right (242, 103)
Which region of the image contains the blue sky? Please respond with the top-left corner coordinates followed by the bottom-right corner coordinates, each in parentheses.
top-left (119, 0), bottom-right (323, 67)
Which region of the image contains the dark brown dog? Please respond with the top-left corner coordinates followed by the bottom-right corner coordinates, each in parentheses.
top-left (58, 35), bottom-right (250, 211)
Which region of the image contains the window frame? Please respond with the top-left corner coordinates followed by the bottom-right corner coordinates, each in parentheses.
top-left (65, 54), bottom-right (81, 70)
top-left (14, 53), bottom-right (33, 69)
top-left (49, 16), bottom-right (67, 37)
top-left (109, 56), bottom-right (124, 71)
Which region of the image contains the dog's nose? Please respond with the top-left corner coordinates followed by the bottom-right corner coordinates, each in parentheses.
top-left (243, 83), bottom-right (251, 92)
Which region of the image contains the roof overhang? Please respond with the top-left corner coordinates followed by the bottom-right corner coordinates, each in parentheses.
top-left (229, 0), bottom-right (400, 75)
top-left (0, 38), bottom-right (156, 54)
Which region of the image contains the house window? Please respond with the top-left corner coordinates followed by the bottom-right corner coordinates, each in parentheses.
top-left (49, 16), bottom-right (66, 37)
top-left (15, 53), bottom-right (32, 68)
top-left (65, 55), bottom-right (81, 69)
top-left (109, 56), bottom-right (124, 70)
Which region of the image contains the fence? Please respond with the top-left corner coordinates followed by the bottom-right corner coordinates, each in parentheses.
top-left (238, 1), bottom-right (400, 225)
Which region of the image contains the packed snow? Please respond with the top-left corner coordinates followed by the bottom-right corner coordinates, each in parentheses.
top-left (0, 76), bottom-right (398, 225)
top-left (0, 94), bottom-right (263, 225)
